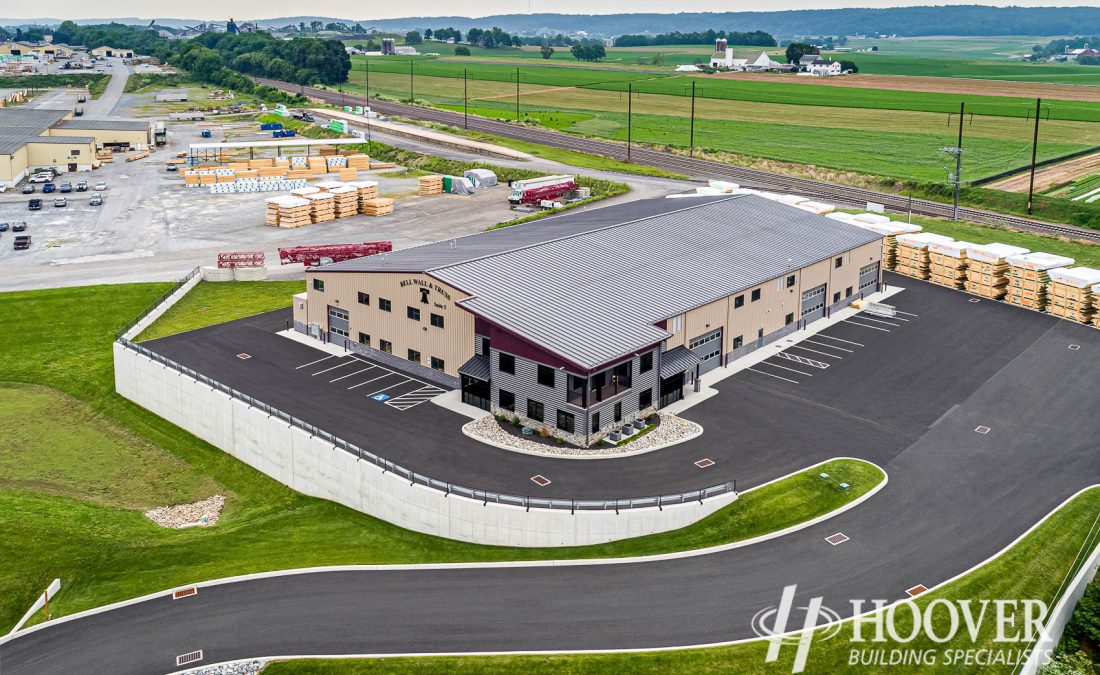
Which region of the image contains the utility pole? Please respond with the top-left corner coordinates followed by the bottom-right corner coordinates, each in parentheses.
top-left (515, 66), bottom-right (520, 121)
top-left (364, 58), bottom-right (370, 99)
top-left (463, 68), bottom-right (468, 129)
top-left (627, 82), bottom-right (633, 162)
top-left (1027, 97), bottom-right (1042, 216)
top-left (942, 101), bottom-right (965, 221)
top-left (409, 60), bottom-right (414, 102)
top-left (689, 80), bottom-right (696, 158)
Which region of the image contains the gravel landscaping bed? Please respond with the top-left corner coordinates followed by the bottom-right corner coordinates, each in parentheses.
top-left (144, 495), bottom-right (226, 528)
top-left (464, 412), bottom-right (702, 458)
top-left (182, 660), bottom-right (263, 675)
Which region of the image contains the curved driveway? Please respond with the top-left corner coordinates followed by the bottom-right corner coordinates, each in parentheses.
top-left (3, 279), bottom-right (1099, 674)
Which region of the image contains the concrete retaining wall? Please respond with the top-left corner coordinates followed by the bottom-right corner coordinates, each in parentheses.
top-left (115, 343), bottom-right (737, 547)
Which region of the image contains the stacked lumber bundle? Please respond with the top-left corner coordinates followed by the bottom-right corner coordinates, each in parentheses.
top-left (927, 240), bottom-right (973, 289)
top-left (796, 201), bottom-right (835, 215)
top-left (965, 244), bottom-right (1029, 300)
top-left (338, 168), bottom-right (358, 181)
top-left (329, 186), bottom-right (359, 218)
top-left (1047, 267), bottom-right (1100, 324)
top-left (348, 181), bottom-right (379, 210)
top-left (314, 180), bottom-right (345, 193)
top-left (227, 162), bottom-right (250, 171)
top-left (360, 197), bottom-right (394, 217)
top-left (258, 166), bottom-right (287, 179)
top-left (306, 192), bottom-right (336, 223)
top-left (419, 175), bottom-right (444, 196)
top-left (847, 218), bottom-right (923, 270)
top-left (290, 186), bottom-right (321, 198)
top-left (346, 154), bottom-right (370, 171)
top-left (1005, 252), bottom-right (1075, 311)
top-left (894, 233), bottom-right (954, 280)
top-left (318, 146), bottom-right (338, 156)
top-left (183, 173), bottom-right (200, 187)
top-left (248, 158), bottom-right (273, 169)
top-left (370, 161), bottom-right (397, 169)
top-left (215, 173), bottom-right (234, 183)
top-left (307, 156), bottom-right (328, 175)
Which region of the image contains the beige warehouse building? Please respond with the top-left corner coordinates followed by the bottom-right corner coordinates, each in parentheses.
top-left (293, 196), bottom-right (884, 446)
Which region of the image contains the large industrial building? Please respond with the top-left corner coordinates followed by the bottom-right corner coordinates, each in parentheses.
top-left (294, 195), bottom-right (884, 445)
top-left (0, 108), bottom-right (152, 186)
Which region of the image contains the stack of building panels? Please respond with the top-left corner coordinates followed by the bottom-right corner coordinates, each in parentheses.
top-left (329, 186), bottom-right (359, 218)
top-left (307, 156), bottom-right (328, 174)
top-left (360, 197), bottom-right (394, 216)
top-left (338, 168), bottom-right (358, 181)
top-left (796, 201), bottom-right (835, 215)
top-left (928, 240), bottom-right (973, 289)
top-left (370, 160), bottom-right (397, 169)
top-left (306, 192), bottom-right (336, 222)
top-left (248, 159), bottom-right (273, 169)
top-left (348, 181), bottom-right (380, 210)
top-left (326, 156), bottom-right (348, 170)
top-left (346, 154), bottom-right (370, 171)
top-left (1005, 252), bottom-right (1075, 311)
top-left (277, 196), bottom-right (312, 228)
top-left (965, 244), bottom-right (1029, 299)
top-left (895, 233), bottom-right (955, 280)
top-left (314, 180), bottom-right (345, 193)
top-left (1047, 267), bottom-right (1100, 324)
top-left (848, 219), bottom-right (923, 271)
top-left (290, 186), bottom-right (321, 198)
top-left (257, 167), bottom-right (287, 180)
top-left (419, 175), bottom-right (444, 196)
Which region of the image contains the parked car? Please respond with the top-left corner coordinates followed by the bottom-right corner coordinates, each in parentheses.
top-left (21, 184), bottom-right (34, 194)
top-left (13, 235), bottom-right (31, 250)
top-left (94, 181), bottom-right (107, 191)
top-left (28, 199), bottom-right (42, 211)
top-left (53, 197), bottom-right (67, 207)
top-left (59, 182), bottom-right (73, 193)
top-left (12, 222), bottom-right (27, 232)
top-left (42, 183), bottom-right (56, 193)
top-left (29, 174), bottom-right (52, 184)
top-left (89, 194), bottom-right (103, 206)
top-left (166, 163), bottom-right (178, 172)
top-left (0, 222), bottom-right (8, 232)
top-left (75, 180), bottom-right (88, 191)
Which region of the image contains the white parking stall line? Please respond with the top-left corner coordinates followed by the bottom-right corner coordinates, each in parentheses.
top-left (855, 314), bottom-right (901, 327)
top-left (815, 334), bottom-right (865, 347)
top-left (758, 361), bottom-right (813, 377)
top-left (843, 319), bottom-right (891, 332)
top-left (296, 355), bottom-right (335, 369)
top-left (348, 373), bottom-right (399, 390)
top-left (803, 339), bottom-right (854, 353)
top-left (348, 356), bottom-right (430, 389)
top-left (330, 366), bottom-right (375, 382)
top-left (895, 310), bottom-right (919, 317)
top-left (368, 379), bottom-right (412, 397)
top-left (789, 344), bottom-right (843, 359)
top-left (745, 367), bottom-right (799, 384)
top-left (312, 360), bottom-right (357, 376)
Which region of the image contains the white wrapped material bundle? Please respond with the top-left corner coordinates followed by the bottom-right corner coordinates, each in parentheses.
top-left (796, 201), bottom-right (835, 215)
top-left (966, 243), bottom-right (1029, 264)
top-left (707, 180), bottom-right (739, 193)
top-left (853, 212), bottom-right (892, 225)
top-left (346, 180), bottom-right (380, 189)
top-left (1049, 267), bottom-right (1100, 288)
top-left (290, 186), bottom-right (320, 196)
top-left (314, 180), bottom-right (345, 191)
top-left (826, 212), bottom-right (861, 224)
top-left (928, 240), bottom-right (973, 289)
top-left (1006, 252), bottom-right (1075, 310)
top-left (1005, 252), bottom-right (1075, 271)
top-left (774, 193), bottom-right (809, 206)
top-left (896, 233), bottom-right (954, 280)
top-left (465, 169), bottom-right (498, 188)
top-left (694, 186), bottom-right (725, 196)
top-left (896, 232), bottom-right (954, 249)
top-left (1047, 268), bottom-right (1100, 323)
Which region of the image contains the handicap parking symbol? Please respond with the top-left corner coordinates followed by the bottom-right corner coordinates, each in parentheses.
top-left (371, 393), bottom-right (391, 401)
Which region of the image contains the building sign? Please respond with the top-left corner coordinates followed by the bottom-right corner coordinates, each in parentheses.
top-left (327, 119), bottom-right (349, 134)
top-left (400, 278), bottom-right (452, 303)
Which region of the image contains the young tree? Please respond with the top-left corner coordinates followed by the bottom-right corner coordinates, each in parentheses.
top-left (785, 42), bottom-right (819, 64)
top-left (540, 44), bottom-right (554, 59)
top-left (404, 31), bottom-right (422, 45)
top-left (511, 35), bottom-right (523, 47)
top-left (454, 45), bottom-right (470, 56)
top-left (424, 28), bottom-right (433, 40)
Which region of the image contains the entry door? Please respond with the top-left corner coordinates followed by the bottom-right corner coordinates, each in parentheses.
top-left (688, 327), bottom-right (723, 375)
top-left (327, 305), bottom-right (349, 345)
top-left (67, 163), bottom-right (77, 172)
top-left (801, 284), bottom-right (827, 323)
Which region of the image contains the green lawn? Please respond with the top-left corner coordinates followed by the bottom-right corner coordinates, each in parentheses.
top-left (261, 486), bottom-right (1100, 675)
top-left (135, 280), bottom-right (305, 342)
top-left (0, 280), bottom-right (886, 631)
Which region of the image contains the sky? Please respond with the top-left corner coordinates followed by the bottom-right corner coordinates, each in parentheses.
top-left (0, 0), bottom-right (1089, 22)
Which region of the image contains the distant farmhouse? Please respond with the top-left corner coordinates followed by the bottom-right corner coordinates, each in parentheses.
top-left (1060, 44), bottom-right (1100, 61)
top-left (798, 54), bottom-right (843, 76)
top-left (709, 39), bottom-right (748, 70)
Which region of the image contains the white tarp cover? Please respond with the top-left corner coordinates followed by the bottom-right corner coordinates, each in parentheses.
top-left (707, 180), bottom-right (739, 192)
top-left (966, 243), bottom-right (1030, 264)
top-left (858, 221), bottom-right (923, 236)
top-left (289, 186), bottom-right (320, 196)
top-left (928, 240), bottom-right (973, 258)
top-left (314, 180), bottom-right (345, 190)
top-left (797, 201), bottom-right (835, 214)
top-left (305, 192), bottom-right (335, 202)
top-left (464, 169), bottom-right (498, 188)
top-left (448, 176), bottom-right (475, 195)
top-left (896, 232), bottom-right (954, 249)
top-left (1048, 267), bottom-right (1100, 288)
top-left (1005, 251), bottom-right (1075, 271)
top-left (826, 212), bottom-right (860, 223)
top-left (346, 180), bottom-right (380, 189)
top-left (853, 213), bottom-right (892, 225)
top-left (265, 195), bottom-right (310, 207)
top-left (327, 185), bottom-right (357, 195)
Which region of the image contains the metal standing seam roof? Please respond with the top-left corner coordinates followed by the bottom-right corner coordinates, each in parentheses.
top-left (659, 346), bottom-right (701, 379)
top-left (457, 354), bottom-right (491, 380)
top-left (57, 119), bottom-right (151, 131)
top-left (0, 108), bottom-right (70, 154)
top-left (429, 195), bottom-right (883, 370)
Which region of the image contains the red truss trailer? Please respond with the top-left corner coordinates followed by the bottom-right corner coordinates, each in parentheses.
top-left (217, 251), bottom-right (265, 269)
top-left (278, 241), bottom-right (393, 267)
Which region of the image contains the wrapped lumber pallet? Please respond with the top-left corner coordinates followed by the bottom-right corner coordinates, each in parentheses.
top-left (895, 233), bottom-right (954, 280)
top-left (306, 192), bottom-right (336, 223)
top-left (1005, 252), bottom-right (1075, 311)
top-left (314, 180), bottom-right (345, 192)
top-left (346, 154), bottom-right (370, 170)
top-left (348, 180), bottom-right (380, 209)
top-left (1047, 267), bottom-right (1100, 324)
top-left (361, 197), bottom-right (394, 217)
top-left (318, 146), bottom-right (338, 156)
top-left (928, 240), bottom-right (973, 289)
top-left (1095, 283), bottom-right (1100, 327)
top-left (965, 244), bottom-right (1029, 299)
top-left (338, 168), bottom-right (358, 181)
top-left (851, 221), bottom-right (923, 271)
top-left (796, 201), bottom-right (835, 215)
top-left (370, 161), bottom-right (397, 169)
top-left (248, 158), bottom-right (273, 169)
top-left (419, 174), bottom-right (444, 196)
top-left (329, 185), bottom-right (359, 218)
top-left (290, 186), bottom-right (321, 197)
top-left (276, 196), bottom-right (312, 229)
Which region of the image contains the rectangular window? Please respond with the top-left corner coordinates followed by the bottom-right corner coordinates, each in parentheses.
top-left (312, 278), bottom-right (324, 292)
top-left (734, 294), bottom-right (745, 309)
top-left (537, 364), bottom-right (555, 388)
top-left (430, 356), bottom-right (445, 371)
top-left (733, 335), bottom-right (743, 349)
top-left (379, 298), bottom-right (391, 312)
top-left (833, 291), bottom-right (841, 303)
top-left (499, 352), bottom-right (515, 375)
top-left (639, 388), bottom-right (652, 409)
top-left (357, 292), bottom-right (370, 305)
top-left (69, 149), bottom-right (80, 157)
top-left (430, 313), bottom-right (444, 328)
top-left (591, 411), bottom-right (600, 432)
top-left (380, 339), bottom-right (392, 354)
top-left (639, 351), bottom-right (653, 373)
top-left (786, 274), bottom-right (796, 288)
top-left (567, 374), bottom-right (587, 407)
top-left (846, 286), bottom-right (854, 298)
top-left (835, 256), bottom-right (844, 269)
top-left (556, 410), bottom-right (575, 434)
top-left (358, 332), bottom-right (370, 346)
top-left (527, 399), bottom-right (544, 422)
top-left (480, 337), bottom-right (490, 356)
top-left (407, 306), bottom-right (421, 321)
top-left (408, 349), bottom-right (421, 363)
top-left (785, 313), bottom-right (794, 326)
top-left (671, 315), bottom-right (683, 333)
top-left (614, 401), bottom-right (623, 423)
top-left (751, 288), bottom-right (761, 302)
top-left (499, 389), bottom-right (515, 411)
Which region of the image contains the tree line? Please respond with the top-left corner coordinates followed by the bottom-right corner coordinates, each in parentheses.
top-left (615, 30), bottom-right (776, 48)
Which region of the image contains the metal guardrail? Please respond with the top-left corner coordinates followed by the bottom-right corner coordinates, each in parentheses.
top-left (115, 266), bottom-right (201, 340)
top-left (114, 271), bottom-right (736, 511)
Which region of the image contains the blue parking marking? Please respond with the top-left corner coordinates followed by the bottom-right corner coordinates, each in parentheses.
top-left (371, 393), bottom-right (391, 401)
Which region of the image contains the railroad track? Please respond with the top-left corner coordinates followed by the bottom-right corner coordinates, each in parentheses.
top-left (254, 77), bottom-right (1100, 243)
